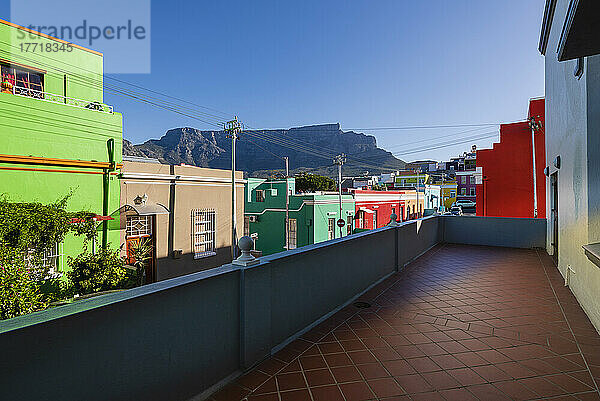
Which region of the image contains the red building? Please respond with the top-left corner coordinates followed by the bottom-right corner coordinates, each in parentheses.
top-left (476, 98), bottom-right (546, 218)
top-left (350, 189), bottom-right (422, 230)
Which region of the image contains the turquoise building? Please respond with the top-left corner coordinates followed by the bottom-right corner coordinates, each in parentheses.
top-left (245, 178), bottom-right (355, 256)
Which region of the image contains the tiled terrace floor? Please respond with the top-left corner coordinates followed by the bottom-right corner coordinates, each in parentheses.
top-left (211, 244), bottom-right (600, 401)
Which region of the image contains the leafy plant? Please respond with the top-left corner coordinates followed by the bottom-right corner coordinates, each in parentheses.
top-left (295, 173), bottom-right (336, 193)
top-left (0, 195), bottom-right (102, 319)
top-left (66, 247), bottom-right (131, 296)
top-left (0, 262), bottom-right (47, 320)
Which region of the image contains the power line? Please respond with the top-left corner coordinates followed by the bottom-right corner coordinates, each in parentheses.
top-left (346, 123), bottom-right (499, 131)
top-left (393, 132), bottom-right (499, 157)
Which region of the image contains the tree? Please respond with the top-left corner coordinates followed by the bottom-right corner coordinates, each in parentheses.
top-left (295, 173), bottom-right (336, 193)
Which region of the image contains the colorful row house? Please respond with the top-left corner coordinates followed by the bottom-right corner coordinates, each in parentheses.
top-left (118, 157), bottom-right (245, 281)
top-left (245, 178), bottom-right (355, 256)
top-left (0, 19), bottom-right (122, 273)
top-left (350, 189), bottom-right (423, 229)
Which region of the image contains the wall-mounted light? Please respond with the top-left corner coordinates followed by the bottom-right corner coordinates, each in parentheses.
top-left (554, 156), bottom-right (561, 169)
top-left (544, 167), bottom-right (550, 177)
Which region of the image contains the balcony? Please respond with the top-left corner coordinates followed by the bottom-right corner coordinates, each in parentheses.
top-left (6, 85), bottom-right (113, 113)
top-left (1, 216), bottom-right (599, 400)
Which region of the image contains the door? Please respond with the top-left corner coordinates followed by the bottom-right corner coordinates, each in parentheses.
top-left (551, 173), bottom-right (559, 264)
top-left (125, 214), bottom-right (156, 284)
top-left (288, 218), bottom-right (297, 249)
top-left (373, 210), bottom-right (377, 229)
top-left (328, 218), bottom-right (335, 240)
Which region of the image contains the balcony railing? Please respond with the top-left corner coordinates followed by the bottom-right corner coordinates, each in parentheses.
top-left (10, 85), bottom-right (114, 114)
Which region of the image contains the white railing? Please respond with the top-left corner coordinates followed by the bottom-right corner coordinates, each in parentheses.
top-left (12, 85), bottom-right (113, 114)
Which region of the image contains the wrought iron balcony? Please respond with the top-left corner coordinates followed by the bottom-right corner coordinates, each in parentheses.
top-left (9, 85), bottom-right (114, 114)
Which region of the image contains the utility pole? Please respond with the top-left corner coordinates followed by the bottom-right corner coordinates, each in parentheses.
top-left (441, 172), bottom-right (445, 213)
top-left (334, 154), bottom-right (346, 238)
top-left (225, 117), bottom-right (242, 259)
top-left (284, 156), bottom-right (290, 249)
top-left (416, 169), bottom-right (420, 218)
top-left (529, 117), bottom-right (541, 218)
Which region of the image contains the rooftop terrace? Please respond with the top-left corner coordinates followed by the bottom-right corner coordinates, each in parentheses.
top-left (212, 244), bottom-right (600, 401)
top-left (2, 216), bottom-right (598, 401)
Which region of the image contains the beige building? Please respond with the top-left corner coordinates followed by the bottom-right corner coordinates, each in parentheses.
top-left (118, 157), bottom-right (245, 282)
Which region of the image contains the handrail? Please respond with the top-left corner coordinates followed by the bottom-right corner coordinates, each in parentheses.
top-left (10, 85), bottom-right (113, 114)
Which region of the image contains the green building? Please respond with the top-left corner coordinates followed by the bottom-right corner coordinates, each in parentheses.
top-left (0, 19), bottom-right (122, 273)
top-left (245, 178), bottom-right (355, 256)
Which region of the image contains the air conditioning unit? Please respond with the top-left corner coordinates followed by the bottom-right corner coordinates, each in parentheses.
top-left (249, 215), bottom-right (258, 223)
top-left (270, 188), bottom-right (278, 196)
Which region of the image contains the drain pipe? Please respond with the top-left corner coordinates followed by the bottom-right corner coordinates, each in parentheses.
top-left (529, 117), bottom-right (540, 218)
top-left (102, 138), bottom-right (115, 249)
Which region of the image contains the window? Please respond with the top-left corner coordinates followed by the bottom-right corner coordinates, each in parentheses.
top-left (41, 243), bottom-right (62, 273)
top-left (347, 216), bottom-right (353, 235)
top-left (288, 219), bottom-right (297, 249)
top-left (328, 218), bottom-right (335, 240)
top-left (450, 191), bottom-right (456, 198)
top-left (470, 188), bottom-right (476, 196)
top-left (373, 210), bottom-right (378, 229)
top-left (461, 188), bottom-right (467, 195)
top-left (1, 64), bottom-right (44, 97)
top-left (191, 209), bottom-right (216, 259)
top-left (256, 190), bottom-right (265, 202)
top-left (25, 242), bottom-right (62, 275)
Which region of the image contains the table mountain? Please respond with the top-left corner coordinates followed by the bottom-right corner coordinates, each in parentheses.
top-left (123, 123), bottom-right (405, 177)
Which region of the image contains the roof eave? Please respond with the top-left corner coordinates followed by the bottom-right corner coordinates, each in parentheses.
top-left (539, 0), bottom-right (558, 55)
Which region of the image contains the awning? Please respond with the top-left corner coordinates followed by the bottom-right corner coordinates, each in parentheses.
top-left (359, 207), bottom-right (375, 214)
top-left (558, 0), bottom-right (600, 61)
top-left (120, 203), bottom-right (170, 215)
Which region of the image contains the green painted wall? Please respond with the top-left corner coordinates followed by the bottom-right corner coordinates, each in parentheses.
top-left (245, 179), bottom-right (355, 256)
top-left (0, 22), bottom-right (122, 272)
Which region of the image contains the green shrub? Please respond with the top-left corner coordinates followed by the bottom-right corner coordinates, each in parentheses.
top-left (0, 263), bottom-right (47, 320)
top-left (67, 247), bottom-right (132, 296)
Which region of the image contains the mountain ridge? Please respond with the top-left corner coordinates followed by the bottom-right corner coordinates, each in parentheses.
top-left (123, 123), bottom-right (405, 178)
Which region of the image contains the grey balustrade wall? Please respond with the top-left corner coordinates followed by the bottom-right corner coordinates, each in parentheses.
top-left (0, 215), bottom-right (546, 401)
top-left (443, 215), bottom-right (547, 249)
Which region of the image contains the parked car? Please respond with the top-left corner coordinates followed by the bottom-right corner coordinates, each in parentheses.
top-left (450, 206), bottom-right (463, 215)
top-left (452, 199), bottom-right (476, 209)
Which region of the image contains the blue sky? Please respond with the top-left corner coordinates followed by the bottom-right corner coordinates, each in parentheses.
top-left (2, 0), bottom-right (546, 163)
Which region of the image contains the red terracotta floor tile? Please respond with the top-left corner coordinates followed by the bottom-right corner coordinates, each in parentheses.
top-left (382, 359), bottom-right (417, 376)
top-left (421, 371), bottom-right (461, 390)
top-left (275, 372), bottom-right (306, 392)
top-left (367, 377), bottom-right (406, 398)
top-left (331, 365), bottom-right (363, 383)
top-left (279, 389), bottom-right (312, 401)
top-left (357, 363), bottom-right (390, 379)
top-left (394, 374), bottom-right (434, 394)
top-left (339, 381), bottom-right (376, 401)
top-left (438, 387), bottom-right (479, 401)
top-left (304, 368), bottom-right (335, 387)
top-left (406, 356), bottom-right (442, 373)
top-left (447, 367), bottom-right (487, 386)
top-left (310, 385), bottom-right (345, 401)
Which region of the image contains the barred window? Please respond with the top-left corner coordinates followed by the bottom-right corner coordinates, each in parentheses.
top-left (25, 242), bottom-right (62, 276)
top-left (192, 209), bottom-right (216, 259)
